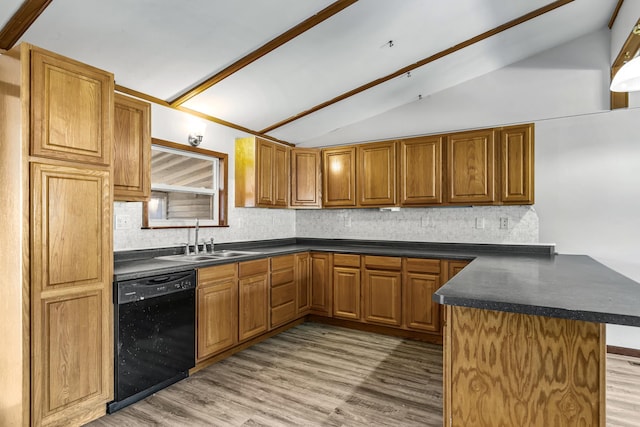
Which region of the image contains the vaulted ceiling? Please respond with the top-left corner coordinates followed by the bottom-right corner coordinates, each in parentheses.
top-left (0, 0), bottom-right (619, 146)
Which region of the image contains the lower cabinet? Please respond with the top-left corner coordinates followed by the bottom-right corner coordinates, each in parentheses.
top-left (196, 263), bottom-right (238, 362)
top-left (403, 258), bottom-right (442, 332)
top-left (295, 252), bottom-right (311, 315)
top-left (332, 254), bottom-right (361, 320)
top-left (363, 256), bottom-right (402, 326)
top-left (270, 255), bottom-right (296, 328)
top-left (238, 259), bottom-right (270, 341)
top-left (310, 252), bottom-right (333, 316)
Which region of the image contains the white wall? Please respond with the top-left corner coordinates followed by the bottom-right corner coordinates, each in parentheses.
top-left (113, 104), bottom-right (296, 250)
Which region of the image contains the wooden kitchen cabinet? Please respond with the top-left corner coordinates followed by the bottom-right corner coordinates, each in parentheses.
top-left (113, 93), bottom-right (151, 202)
top-left (235, 136), bottom-right (289, 208)
top-left (291, 148), bottom-right (321, 208)
top-left (357, 141), bottom-right (397, 206)
top-left (446, 259), bottom-right (470, 280)
top-left (322, 145), bottom-right (356, 207)
top-left (270, 255), bottom-right (296, 328)
top-left (295, 252), bottom-right (312, 314)
top-left (499, 124), bottom-right (534, 204)
top-left (30, 46), bottom-right (114, 166)
top-left (363, 256), bottom-right (402, 326)
top-left (403, 258), bottom-right (441, 332)
top-left (197, 264), bottom-right (238, 361)
top-left (399, 136), bottom-right (443, 205)
top-left (310, 252), bottom-right (333, 316)
top-left (446, 129), bottom-right (496, 204)
top-left (332, 254), bottom-right (361, 320)
top-left (238, 259), bottom-right (269, 341)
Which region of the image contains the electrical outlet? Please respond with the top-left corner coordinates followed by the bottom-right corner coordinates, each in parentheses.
top-left (499, 217), bottom-right (509, 229)
top-left (115, 215), bottom-right (131, 230)
top-left (475, 217), bottom-right (485, 229)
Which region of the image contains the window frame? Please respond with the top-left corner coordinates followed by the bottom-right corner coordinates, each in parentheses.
top-left (142, 137), bottom-right (228, 229)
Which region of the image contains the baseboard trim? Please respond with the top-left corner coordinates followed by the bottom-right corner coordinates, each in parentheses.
top-left (607, 345), bottom-right (640, 358)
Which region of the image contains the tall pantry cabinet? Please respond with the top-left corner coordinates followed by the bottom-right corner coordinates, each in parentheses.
top-left (0, 44), bottom-right (114, 427)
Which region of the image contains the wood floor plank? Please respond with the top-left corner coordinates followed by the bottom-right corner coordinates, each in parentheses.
top-left (85, 323), bottom-right (640, 427)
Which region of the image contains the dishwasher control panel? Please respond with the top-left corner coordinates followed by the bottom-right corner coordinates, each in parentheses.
top-left (116, 271), bottom-right (196, 304)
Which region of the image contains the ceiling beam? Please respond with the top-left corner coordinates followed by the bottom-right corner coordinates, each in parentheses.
top-left (0, 0), bottom-right (52, 51)
top-left (260, 0), bottom-right (574, 134)
top-left (608, 0), bottom-right (625, 29)
top-left (169, 0), bottom-right (358, 107)
top-left (115, 84), bottom-right (295, 147)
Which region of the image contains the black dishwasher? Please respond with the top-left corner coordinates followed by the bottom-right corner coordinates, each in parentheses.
top-left (108, 270), bottom-right (196, 413)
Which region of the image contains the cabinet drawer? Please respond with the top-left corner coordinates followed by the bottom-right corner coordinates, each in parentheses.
top-left (364, 255), bottom-right (401, 270)
top-left (333, 253), bottom-right (360, 268)
top-left (272, 268), bottom-right (294, 287)
top-left (271, 301), bottom-right (296, 327)
top-left (198, 263), bottom-right (237, 284)
top-left (405, 258), bottom-right (441, 274)
top-left (271, 254), bottom-right (294, 271)
top-left (272, 282), bottom-right (296, 307)
top-left (239, 258), bottom-right (269, 278)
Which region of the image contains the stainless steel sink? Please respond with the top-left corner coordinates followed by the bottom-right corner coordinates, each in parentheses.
top-left (155, 250), bottom-right (261, 263)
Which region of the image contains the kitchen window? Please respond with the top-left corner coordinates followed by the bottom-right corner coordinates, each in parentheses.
top-left (143, 138), bottom-right (228, 228)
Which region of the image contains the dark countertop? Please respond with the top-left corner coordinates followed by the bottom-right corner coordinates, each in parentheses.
top-left (113, 238), bottom-right (640, 327)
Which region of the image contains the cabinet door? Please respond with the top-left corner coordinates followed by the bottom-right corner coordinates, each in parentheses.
top-left (363, 269), bottom-right (402, 326)
top-left (271, 255), bottom-right (296, 328)
top-left (295, 252), bottom-right (311, 314)
top-left (238, 273), bottom-right (269, 341)
top-left (197, 278), bottom-right (238, 361)
top-left (447, 260), bottom-right (470, 280)
top-left (322, 146), bottom-right (356, 207)
top-left (357, 141), bottom-right (397, 206)
top-left (291, 149), bottom-right (321, 208)
top-left (113, 93), bottom-right (151, 202)
top-left (404, 272), bottom-right (441, 332)
top-left (31, 162), bottom-right (112, 425)
top-left (273, 144), bottom-right (289, 207)
top-left (400, 136), bottom-right (443, 205)
top-left (310, 252), bottom-right (333, 315)
top-left (447, 129), bottom-right (495, 204)
top-left (500, 124), bottom-right (534, 204)
top-left (256, 138), bottom-right (275, 206)
top-left (31, 47), bottom-right (113, 165)
top-left (333, 267), bottom-right (361, 320)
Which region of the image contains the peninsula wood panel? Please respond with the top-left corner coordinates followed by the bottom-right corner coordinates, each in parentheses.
top-left (197, 264), bottom-right (238, 361)
top-left (322, 146), bottom-right (356, 207)
top-left (290, 148), bottom-right (321, 208)
top-left (357, 141), bottom-right (397, 206)
top-left (444, 306), bottom-right (605, 427)
top-left (295, 252), bottom-right (311, 314)
top-left (310, 252), bottom-right (332, 315)
top-left (399, 136), bottom-right (443, 205)
top-left (499, 124), bottom-right (534, 204)
top-left (447, 129), bottom-right (495, 204)
top-left (113, 93), bottom-right (151, 202)
top-left (30, 47), bottom-right (113, 165)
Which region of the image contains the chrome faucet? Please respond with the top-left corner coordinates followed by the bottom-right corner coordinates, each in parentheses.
top-left (194, 218), bottom-right (199, 254)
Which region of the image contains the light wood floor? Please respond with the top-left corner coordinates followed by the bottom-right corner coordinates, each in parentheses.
top-left (86, 323), bottom-right (640, 427)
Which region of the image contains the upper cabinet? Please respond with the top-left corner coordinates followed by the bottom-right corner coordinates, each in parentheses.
top-left (236, 136), bottom-right (289, 208)
top-left (446, 129), bottom-right (496, 204)
top-left (113, 93), bottom-right (151, 202)
top-left (322, 145), bottom-right (356, 207)
top-left (357, 141), bottom-right (397, 206)
top-left (399, 136), bottom-right (443, 206)
top-left (30, 47), bottom-right (114, 166)
top-left (499, 124), bottom-right (534, 205)
top-left (291, 148), bottom-right (321, 208)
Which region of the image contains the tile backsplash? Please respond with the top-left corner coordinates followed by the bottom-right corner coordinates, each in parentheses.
top-left (295, 205), bottom-right (539, 244)
top-left (114, 203), bottom-right (538, 251)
